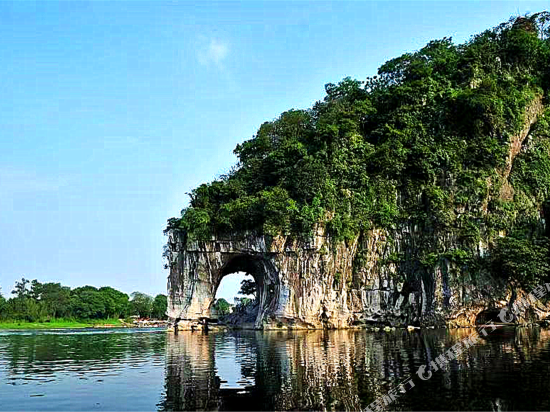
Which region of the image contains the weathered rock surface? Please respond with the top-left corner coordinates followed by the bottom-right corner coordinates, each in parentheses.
top-left (165, 223), bottom-right (550, 330)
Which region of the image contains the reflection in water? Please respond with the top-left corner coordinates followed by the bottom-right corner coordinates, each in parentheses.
top-left (161, 330), bottom-right (415, 410)
top-left (0, 329), bottom-right (167, 411)
top-left (160, 328), bottom-right (550, 411)
top-left (1, 327), bottom-right (550, 410)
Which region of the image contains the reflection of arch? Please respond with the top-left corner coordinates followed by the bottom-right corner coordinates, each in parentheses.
top-left (160, 330), bottom-right (369, 411)
top-left (160, 332), bottom-right (220, 410)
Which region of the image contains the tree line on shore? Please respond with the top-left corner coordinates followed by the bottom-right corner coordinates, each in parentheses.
top-left (0, 278), bottom-right (167, 322)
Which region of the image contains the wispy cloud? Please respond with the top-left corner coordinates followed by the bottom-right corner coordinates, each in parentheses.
top-left (197, 38), bottom-right (229, 66)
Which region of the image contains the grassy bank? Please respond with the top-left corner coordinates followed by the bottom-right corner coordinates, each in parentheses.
top-left (0, 318), bottom-right (124, 330)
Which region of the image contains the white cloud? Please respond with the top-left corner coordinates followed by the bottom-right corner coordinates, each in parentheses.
top-left (197, 38), bottom-right (229, 66)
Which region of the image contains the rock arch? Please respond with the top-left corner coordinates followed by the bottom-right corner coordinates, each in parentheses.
top-left (217, 254), bottom-right (281, 325)
top-left (166, 228), bottom-right (371, 330)
top-left (166, 233), bottom-right (289, 330)
top-left (165, 227), bottom-right (522, 329)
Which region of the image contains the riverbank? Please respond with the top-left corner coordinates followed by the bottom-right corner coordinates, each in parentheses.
top-left (0, 318), bottom-right (124, 330)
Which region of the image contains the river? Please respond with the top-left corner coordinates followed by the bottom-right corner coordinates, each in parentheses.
top-left (0, 326), bottom-right (549, 411)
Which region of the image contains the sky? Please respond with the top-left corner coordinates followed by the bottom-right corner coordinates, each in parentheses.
top-left (0, 1), bottom-right (547, 298)
top-left (216, 273), bottom-right (254, 303)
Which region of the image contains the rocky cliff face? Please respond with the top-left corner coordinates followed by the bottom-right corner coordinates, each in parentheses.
top-left (165, 223), bottom-right (549, 330)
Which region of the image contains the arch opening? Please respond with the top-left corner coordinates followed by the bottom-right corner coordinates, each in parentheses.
top-left (475, 308), bottom-right (502, 325)
top-left (211, 254), bottom-right (280, 329)
top-left (211, 272), bottom-right (255, 322)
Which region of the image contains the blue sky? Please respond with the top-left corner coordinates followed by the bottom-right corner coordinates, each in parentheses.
top-left (0, 1), bottom-right (547, 298)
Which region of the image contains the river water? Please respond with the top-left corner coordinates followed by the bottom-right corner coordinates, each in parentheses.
top-left (0, 327), bottom-right (549, 411)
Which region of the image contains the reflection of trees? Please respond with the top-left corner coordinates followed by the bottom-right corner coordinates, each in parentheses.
top-left (395, 327), bottom-right (550, 411)
top-left (160, 332), bottom-right (220, 411)
top-left (269, 330), bottom-right (364, 410)
top-left (0, 331), bottom-right (166, 379)
top-left (160, 327), bottom-right (550, 411)
top-left (161, 330), bottom-right (427, 411)
top-left (225, 332), bottom-right (257, 383)
top-left (5, 327), bottom-right (550, 410)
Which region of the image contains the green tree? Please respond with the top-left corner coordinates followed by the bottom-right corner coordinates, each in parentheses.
top-left (233, 297), bottom-right (253, 311)
top-left (11, 278), bottom-right (30, 299)
top-left (33, 282), bottom-right (71, 318)
top-left (152, 294), bottom-right (167, 319)
top-left (489, 236), bottom-right (550, 306)
top-left (70, 286), bottom-right (107, 319)
top-left (130, 292), bottom-right (153, 318)
top-left (0, 280), bottom-right (139, 321)
top-left (212, 298), bottom-right (231, 315)
top-left (29, 279), bottom-right (42, 300)
top-left (0, 287), bottom-right (6, 320)
top-left (99, 287), bottom-right (129, 318)
top-left (239, 278), bottom-right (256, 297)
top-left (8, 278), bottom-right (39, 321)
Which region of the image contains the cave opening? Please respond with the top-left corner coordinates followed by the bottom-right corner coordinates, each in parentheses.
top-left (210, 254), bottom-right (279, 328)
top-left (475, 308), bottom-right (503, 325)
top-left (212, 272), bottom-right (256, 323)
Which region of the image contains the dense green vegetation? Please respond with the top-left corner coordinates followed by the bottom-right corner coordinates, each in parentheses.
top-left (212, 298), bottom-right (231, 315)
top-left (167, 13), bottom-right (550, 296)
top-left (239, 279), bottom-right (257, 297)
top-left (0, 319), bottom-right (124, 330)
top-left (0, 278), bottom-right (167, 324)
